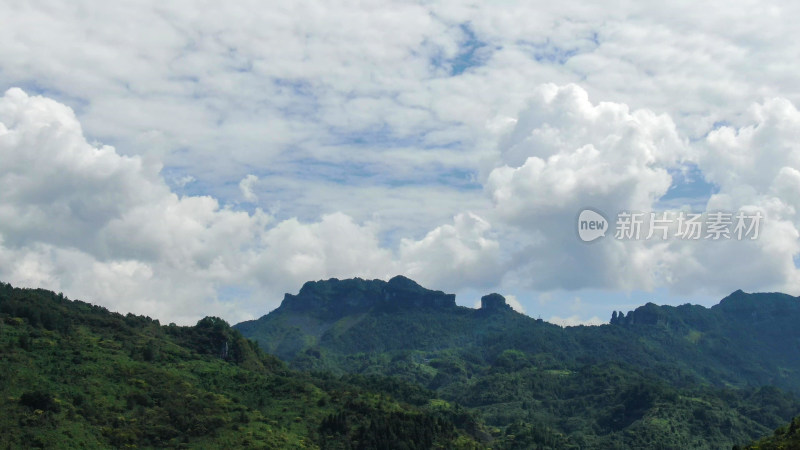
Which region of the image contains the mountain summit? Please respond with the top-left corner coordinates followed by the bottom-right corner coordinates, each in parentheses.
top-left (275, 275), bottom-right (457, 319)
top-left (480, 293), bottom-right (512, 312)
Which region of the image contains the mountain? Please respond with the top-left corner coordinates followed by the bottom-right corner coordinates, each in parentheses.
top-left (741, 415), bottom-right (800, 449)
top-left (4, 275), bottom-right (799, 449)
top-left (237, 276), bottom-right (800, 392)
top-left (235, 276), bottom-right (534, 361)
top-left (236, 276), bottom-right (800, 448)
top-left (0, 281), bottom-right (485, 448)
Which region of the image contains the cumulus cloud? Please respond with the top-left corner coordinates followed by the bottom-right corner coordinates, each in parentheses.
top-left (5, 85), bottom-right (800, 327)
top-left (248, 213), bottom-right (397, 290)
top-left (486, 85), bottom-right (800, 299)
top-left (488, 83), bottom-right (686, 216)
top-left (0, 88), bottom-right (273, 322)
top-left (239, 174), bottom-right (259, 203)
top-left (0, 88), bottom-right (503, 323)
top-left (681, 97), bottom-right (800, 293)
top-left (7, 0), bottom-right (798, 228)
top-left (485, 84), bottom-right (687, 291)
top-left (701, 98), bottom-right (800, 199)
top-left (399, 212), bottom-right (501, 291)
top-left (2, 1), bottom-right (800, 229)
top-left (5, 0), bottom-right (800, 322)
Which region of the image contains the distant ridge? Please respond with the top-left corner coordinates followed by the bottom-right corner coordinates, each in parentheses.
top-left (236, 276), bottom-right (800, 392)
top-left (2, 278), bottom-right (799, 448)
top-left (233, 276), bottom-right (800, 448)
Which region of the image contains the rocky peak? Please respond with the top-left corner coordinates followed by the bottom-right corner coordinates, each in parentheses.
top-left (480, 293), bottom-right (512, 312)
top-left (278, 276), bottom-right (457, 317)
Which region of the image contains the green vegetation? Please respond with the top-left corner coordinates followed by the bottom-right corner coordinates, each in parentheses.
top-left (4, 275), bottom-right (800, 448)
top-left (742, 416), bottom-right (800, 449)
top-left (0, 282), bottom-right (483, 448)
top-left (237, 276), bottom-right (800, 448)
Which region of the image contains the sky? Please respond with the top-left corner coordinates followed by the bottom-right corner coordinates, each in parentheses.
top-left (2, 1), bottom-right (800, 325)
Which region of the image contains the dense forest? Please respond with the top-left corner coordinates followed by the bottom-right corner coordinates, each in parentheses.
top-left (236, 276), bottom-right (800, 448)
top-left (3, 277), bottom-right (800, 448)
top-left (0, 282), bottom-right (484, 448)
top-left (741, 415), bottom-right (800, 449)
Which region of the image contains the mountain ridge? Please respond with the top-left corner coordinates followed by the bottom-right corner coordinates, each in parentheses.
top-left (3, 278), bottom-right (799, 448)
top-left (235, 277), bottom-right (800, 408)
top-left (0, 281), bottom-right (485, 448)
top-left (232, 276), bottom-right (800, 448)
top-left (251, 275), bottom-right (800, 330)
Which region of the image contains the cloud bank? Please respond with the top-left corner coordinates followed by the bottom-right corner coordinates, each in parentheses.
top-left (0, 88), bottom-right (502, 323)
top-left (3, 1), bottom-right (800, 324)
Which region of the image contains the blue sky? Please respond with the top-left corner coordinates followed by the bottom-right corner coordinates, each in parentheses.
top-left (1, 1), bottom-right (800, 324)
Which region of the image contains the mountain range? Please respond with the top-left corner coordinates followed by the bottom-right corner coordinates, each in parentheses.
top-left (235, 275), bottom-right (800, 448)
top-left (236, 276), bottom-right (800, 391)
top-left (3, 276), bottom-right (800, 448)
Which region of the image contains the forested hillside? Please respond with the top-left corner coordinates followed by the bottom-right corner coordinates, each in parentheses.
top-left (741, 416), bottom-right (800, 449)
top-left (3, 276), bottom-right (799, 448)
top-left (237, 276), bottom-right (800, 448)
top-left (0, 282), bottom-right (484, 448)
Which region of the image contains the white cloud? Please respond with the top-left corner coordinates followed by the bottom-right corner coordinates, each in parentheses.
top-left (504, 294), bottom-right (525, 314)
top-left (488, 83), bottom-right (686, 215)
top-left (239, 174), bottom-right (259, 203)
top-left (399, 212), bottom-right (502, 291)
top-left (3, 1), bottom-right (800, 195)
top-left (174, 175), bottom-right (195, 188)
top-left (485, 83), bottom-right (687, 291)
top-left (678, 96), bottom-right (800, 294)
top-left (548, 315), bottom-right (606, 327)
top-left (248, 213), bottom-right (397, 291)
top-left (482, 84), bottom-right (800, 300)
top-left (4, 1), bottom-right (800, 323)
top-left (0, 88), bottom-right (275, 322)
top-left (0, 88), bottom-right (502, 323)
top-left (5, 85), bottom-right (800, 326)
